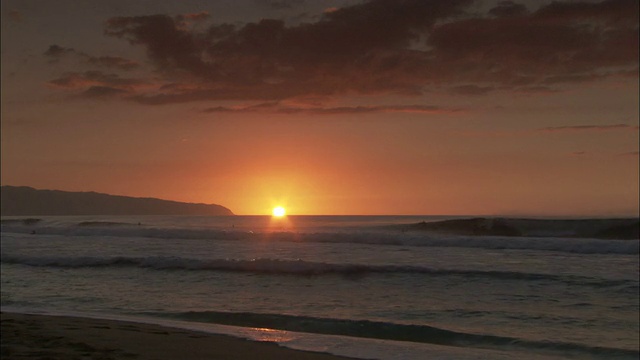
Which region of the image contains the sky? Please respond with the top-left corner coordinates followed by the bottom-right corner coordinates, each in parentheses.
top-left (1, 0), bottom-right (638, 216)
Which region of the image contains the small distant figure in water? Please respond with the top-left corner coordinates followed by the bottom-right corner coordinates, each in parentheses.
top-left (30, 230), bottom-right (36, 234)
top-left (137, 222), bottom-right (141, 226)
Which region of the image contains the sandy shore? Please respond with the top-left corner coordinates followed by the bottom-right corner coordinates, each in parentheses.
top-left (0, 312), bottom-right (358, 360)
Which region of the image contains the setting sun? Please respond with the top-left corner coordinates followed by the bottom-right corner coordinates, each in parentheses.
top-left (272, 206), bottom-right (286, 217)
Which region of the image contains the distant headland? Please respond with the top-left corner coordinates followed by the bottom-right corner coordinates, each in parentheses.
top-left (0, 186), bottom-right (234, 216)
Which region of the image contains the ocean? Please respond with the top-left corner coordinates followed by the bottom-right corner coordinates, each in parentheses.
top-left (1, 215), bottom-right (638, 359)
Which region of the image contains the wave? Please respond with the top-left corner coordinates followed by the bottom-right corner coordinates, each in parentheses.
top-left (387, 217), bottom-right (639, 240)
top-left (0, 218), bottom-right (42, 225)
top-left (2, 222), bottom-right (638, 255)
top-left (2, 254), bottom-right (635, 290)
top-left (137, 310), bottom-right (639, 358)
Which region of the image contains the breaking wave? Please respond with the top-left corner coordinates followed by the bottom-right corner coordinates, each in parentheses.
top-left (2, 225), bottom-right (638, 255)
top-left (2, 254), bottom-right (636, 292)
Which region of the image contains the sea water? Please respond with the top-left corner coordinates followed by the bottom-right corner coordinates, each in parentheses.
top-left (1, 215), bottom-right (638, 359)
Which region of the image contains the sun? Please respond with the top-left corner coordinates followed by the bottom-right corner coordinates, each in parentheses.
top-left (272, 206), bottom-right (286, 217)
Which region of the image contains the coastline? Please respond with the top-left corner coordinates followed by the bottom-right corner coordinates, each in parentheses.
top-left (0, 312), bottom-right (357, 360)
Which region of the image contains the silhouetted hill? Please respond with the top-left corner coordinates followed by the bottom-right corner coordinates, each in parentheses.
top-left (0, 186), bottom-right (234, 216)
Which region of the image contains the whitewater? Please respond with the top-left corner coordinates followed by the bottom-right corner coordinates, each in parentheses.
top-left (1, 215), bottom-right (638, 359)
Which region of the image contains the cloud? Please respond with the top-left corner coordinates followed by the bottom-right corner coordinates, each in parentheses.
top-left (81, 86), bottom-right (129, 98)
top-left (449, 84), bottom-right (496, 95)
top-left (428, 0), bottom-right (638, 86)
top-left (255, 0), bottom-right (305, 10)
top-left (176, 11), bottom-right (210, 22)
top-left (536, 124), bottom-right (639, 133)
top-left (44, 45), bottom-right (75, 59)
top-left (99, 1), bottom-right (473, 103)
top-left (618, 151), bottom-right (639, 156)
top-left (86, 56), bottom-right (140, 71)
top-left (46, 0), bottom-right (638, 104)
top-left (489, 1), bottom-right (528, 18)
top-left (44, 45), bottom-right (139, 70)
top-left (534, 0), bottom-right (638, 23)
top-left (202, 102), bottom-right (460, 115)
top-left (464, 123), bottom-right (639, 137)
top-left (104, 15), bottom-right (211, 77)
top-left (47, 71), bottom-right (150, 95)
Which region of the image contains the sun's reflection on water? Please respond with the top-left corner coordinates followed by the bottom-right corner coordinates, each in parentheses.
top-left (250, 327), bottom-right (295, 342)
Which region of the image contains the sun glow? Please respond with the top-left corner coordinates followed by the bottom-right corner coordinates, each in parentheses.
top-left (272, 206), bottom-right (286, 217)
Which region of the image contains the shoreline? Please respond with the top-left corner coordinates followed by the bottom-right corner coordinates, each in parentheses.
top-left (1, 311), bottom-right (358, 360)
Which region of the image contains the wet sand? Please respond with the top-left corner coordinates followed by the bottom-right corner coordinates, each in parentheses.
top-left (0, 312), bottom-right (358, 360)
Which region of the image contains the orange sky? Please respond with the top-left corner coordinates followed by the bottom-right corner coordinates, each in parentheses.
top-left (1, 0), bottom-right (638, 216)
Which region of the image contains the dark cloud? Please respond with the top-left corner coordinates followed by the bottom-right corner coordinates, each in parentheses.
top-left (542, 73), bottom-right (606, 84)
top-left (449, 84), bottom-right (496, 95)
top-left (428, 0), bottom-right (638, 86)
top-left (203, 102), bottom-right (460, 115)
top-left (537, 124), bottom-right (639, 133)
top-left (105, 15), bottom-right (210, 78)
top-left (489, 1), bottom-right (528, 18)
top-left (514, 85), bottom-right (559, 94)
top-left (86, 56), bottom-right (140, 71)
top-left (47, 0), bottom-right (638, 105)
top-left (175, 11), bottom-right (210, 22)
top-left (534, 0), bottom-right (638, 24)
top-left (44, 45), bottom-right (75, 58)
top-left (44, 45), bottom-right (139, 70)
top-left (255, 0), bottom-right (305, 10)
top-left (81, 86), bottom-right (129, 98)
top-left (47, 71), bottom-right (149, 94)
top-left (98, 1), bottom-right (472, 103)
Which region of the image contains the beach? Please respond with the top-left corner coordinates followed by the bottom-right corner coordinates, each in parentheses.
top-left (1, 312), bottom-right (355, 360)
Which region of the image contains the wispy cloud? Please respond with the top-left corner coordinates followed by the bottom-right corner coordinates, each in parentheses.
top-left (44, 45), bottom-right (75, 60)
top-left (44, 45), bottom-right (139, 70)
top-left (86, 56), bottom-right (139, 71)
top-left (203, 102), bottom-right (460, 115)
top-left (46, 71), bottom-right (153, 99)
top-left (536, 124), bottom-right (640, 133)
top-left (463, 123), bottom-right (639, 138)
top-left (449, 85), bottom-right (497, 96)
top-left (175, 11), bottom-right (210, 22)
top-left (255, 0), bottom-right (305, 11)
